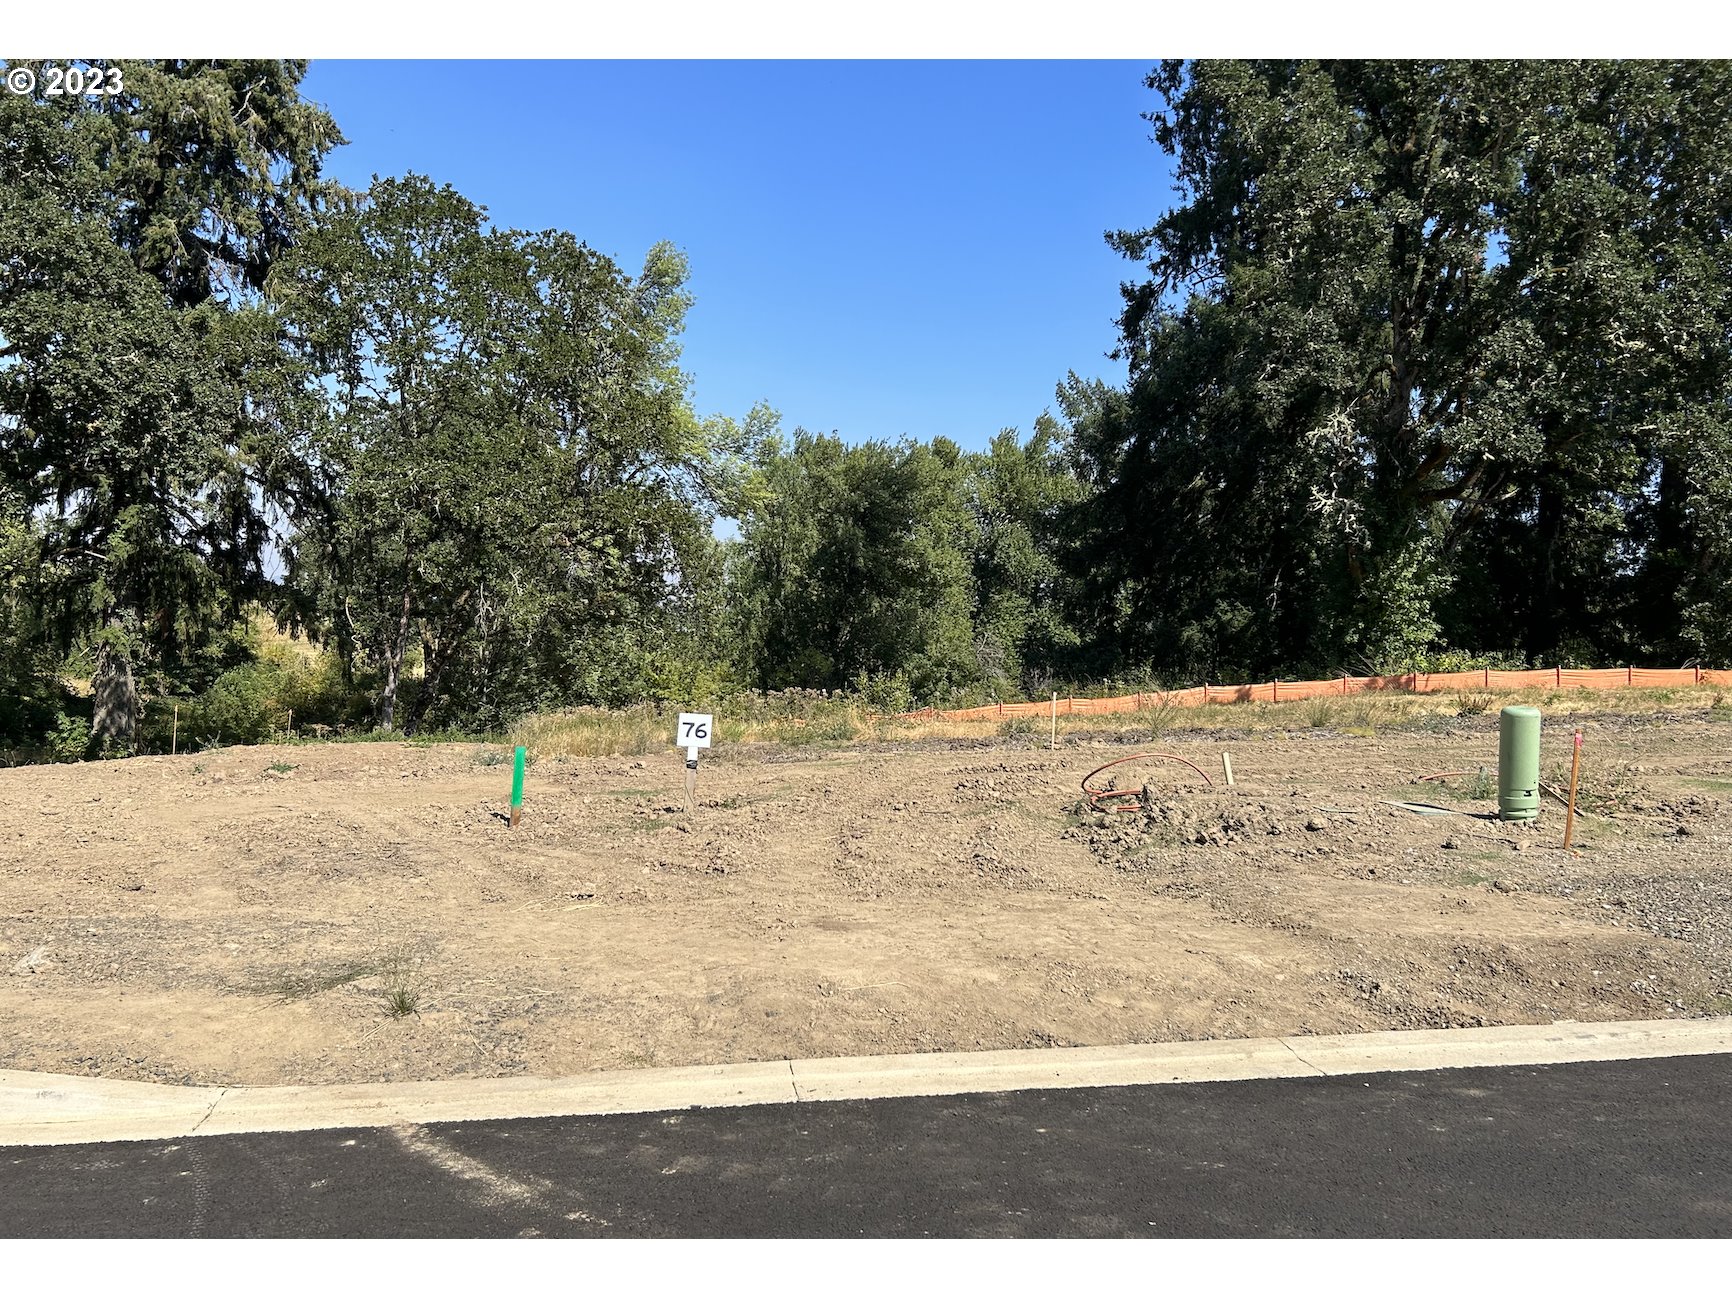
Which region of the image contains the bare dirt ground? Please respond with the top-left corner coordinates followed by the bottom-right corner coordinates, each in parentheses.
top-left (3, 710), bottom-right (1730, 1087)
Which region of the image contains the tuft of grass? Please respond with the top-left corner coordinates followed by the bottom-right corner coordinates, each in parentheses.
top-left (1454, 690), bottom-right (1495, 716)
top-left (258, 957), bottom-right (391, 1003)
top-left (383, 981), bottom-right (421, 1018)
top-left (1544, 758), bottom-right (1645, 816)
top-left (253, 945), bottom-right (425, 1010)
top-left (266, 760), bottom-right (298, 774)
top-left (1341, 699), bottom-right (1382, 737)
top-left (472, 746), bottom-right (511, 767)
top-left (1394, 767), bottom-right (1493, 804)
top-left (1302, 696), bottom-right (1342, 729)
top-left (771, 712), bottom-right (863, 747)
top-left (1127, 692), bottom-right (1182, 736)
top-left (1465, 766), bottom-right (1496, 800)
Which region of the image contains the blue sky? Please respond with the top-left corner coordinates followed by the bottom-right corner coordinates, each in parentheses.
top-left (297, 61), bottom-right (1171, 452)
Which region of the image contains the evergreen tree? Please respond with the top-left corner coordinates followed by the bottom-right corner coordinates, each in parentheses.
top-left (0, 60), bottom-right (341, 748)
top-left (1090, 60), bottom-right (1732, 677)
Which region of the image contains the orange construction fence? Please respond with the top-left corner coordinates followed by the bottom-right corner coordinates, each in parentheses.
top-left (897, 666), bottom-right (1732, 724)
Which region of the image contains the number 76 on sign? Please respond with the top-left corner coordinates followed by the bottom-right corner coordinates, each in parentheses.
top-left (677, 712), bottom-right (712, 760)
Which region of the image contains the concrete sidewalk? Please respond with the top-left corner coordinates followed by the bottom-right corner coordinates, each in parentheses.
top-left (5, 1017), bottom-right (1730, 1148)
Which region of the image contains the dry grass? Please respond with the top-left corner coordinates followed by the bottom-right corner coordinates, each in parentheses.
top-left (512, 706), bottom-right (674, 758)
top-left (502, 684), bottom-right (1727, 760)
top-left (865, 683), bottom-right (1722, 746)
top-left (511, 701), bottom-right (914, 759)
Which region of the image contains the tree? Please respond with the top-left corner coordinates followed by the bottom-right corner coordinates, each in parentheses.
top-left (1089, 60), bottom-right (1732, 678)
top-left (277, 175), bottom-right (752, 730)
top-left (729, 432), bottom-right (980, 702)
top-left (963, 420), bottom-right (1085, 692)
top-left (0, 60), bottom-right (341, 748)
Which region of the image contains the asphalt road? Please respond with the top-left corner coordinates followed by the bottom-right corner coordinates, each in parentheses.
top-left (4, 1055), bottom-right (1729, 1237)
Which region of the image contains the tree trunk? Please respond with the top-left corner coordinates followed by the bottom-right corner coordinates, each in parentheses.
top-left (376, 586), bottom-right (414, 732)
top-left (401, 635), bottom-right (442, 737)
top-left (378, 654), bottom-right (401, 732)
top-left (1527, 478), bottom-right (1565, 659)
top-left (91, 641), bottom-right (138, 751)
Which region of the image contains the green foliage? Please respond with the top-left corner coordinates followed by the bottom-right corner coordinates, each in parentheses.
top-left (1085, 59), bottom-right (1732, 681)
top-left (728, 431), bottom-right (980, 700)
top-left (178, 664), bottom-right (284, 746)
top-left (0, 60), bottom-right (341, 750)
top-left (135, 632), bottom-right (362, 753)
top-left (1408, 649), bottom-right (1530, 675)
top-left (7, 58), bottom-right (1732, 769)
top-left (42, 712), bottom-right (93, 764)
top-left (966, 420), bottom-right (1087, 691)
top-left (726, 425), bottom-right (1089, 706)
top-left (276, 175), bottom-right (756, 734)
top-left (851, 672), bottom-right (916, 716)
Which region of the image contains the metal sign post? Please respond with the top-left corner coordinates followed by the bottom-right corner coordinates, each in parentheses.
top-left (676, 712), bottom-right (712, 813)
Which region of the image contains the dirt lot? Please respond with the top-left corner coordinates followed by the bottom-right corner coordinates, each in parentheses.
top-left (3, 710), bottom-right (1730, 1087)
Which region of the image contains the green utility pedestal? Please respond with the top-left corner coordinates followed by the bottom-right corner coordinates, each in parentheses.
top-left (1497, 706), bottom-right (1541, 822)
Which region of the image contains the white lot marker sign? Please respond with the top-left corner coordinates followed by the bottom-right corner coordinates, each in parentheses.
top-left (677, 712), bottom-right (712, 760)
top-left (677, 712), bottom-right (712, 812)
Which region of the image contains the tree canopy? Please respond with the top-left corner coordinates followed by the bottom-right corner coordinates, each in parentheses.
top-left (5, 58), bottom-right (1732, 761)
top-left (1, 60), bottom-right (342, 748)
top-left (1080, 59), bottom-right (1732, 681)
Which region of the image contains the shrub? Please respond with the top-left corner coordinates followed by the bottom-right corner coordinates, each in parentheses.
top-left (850, 671), bottom-right (914, 716)
top-left (1405, 649), bottom-right (1530, 674)
top-left (43, 711), bottom-right (91, 763)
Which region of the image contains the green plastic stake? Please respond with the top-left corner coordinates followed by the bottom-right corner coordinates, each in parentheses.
top-left (510, 744), bottom-right (526, 828)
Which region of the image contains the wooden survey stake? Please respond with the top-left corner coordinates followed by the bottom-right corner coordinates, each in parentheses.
top-left (677, 712), bottom-right (712, 814)
top-left (1562, 729), bottom-right (1583, 849)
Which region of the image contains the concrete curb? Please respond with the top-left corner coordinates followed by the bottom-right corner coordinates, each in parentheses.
top-left (4, 1018), bottom-right (1728, 1148)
